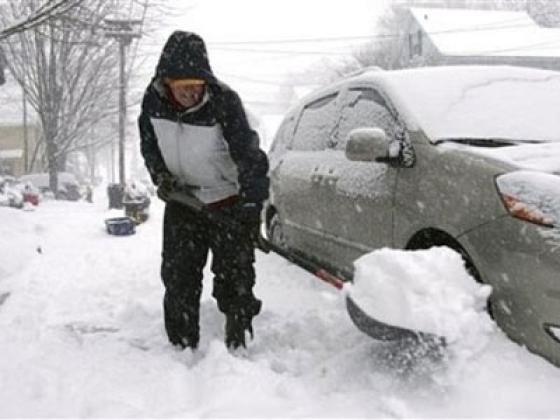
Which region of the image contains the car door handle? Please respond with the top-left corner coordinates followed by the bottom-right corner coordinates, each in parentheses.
top-left (324, 174), bottom-right (338, 186)
top-left (311, 166), bottom-right (321, 184)
top-left (311, 174), bottom-right (323, 183)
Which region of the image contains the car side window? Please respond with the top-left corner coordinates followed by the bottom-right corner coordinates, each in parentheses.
top-left (291, 93), bottom-right (339, 151)
top-left (334, 88), bottom-right (397, 150)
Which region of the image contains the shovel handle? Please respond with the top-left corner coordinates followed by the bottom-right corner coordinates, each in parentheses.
top-left (315, 269), bottom-right (345, 290)
top-left (168, 192), bottom-right (347, 291)
top-left (260, 238), bottom-right (347, 291)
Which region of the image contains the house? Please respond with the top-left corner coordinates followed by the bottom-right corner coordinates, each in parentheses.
top-left (0, 72), bottom-right (41, 177)
top-left (401, 7), bottom-right (560, 71)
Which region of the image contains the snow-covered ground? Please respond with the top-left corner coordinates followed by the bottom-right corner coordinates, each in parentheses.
top-left (1, 194), bottom-right (560, 418)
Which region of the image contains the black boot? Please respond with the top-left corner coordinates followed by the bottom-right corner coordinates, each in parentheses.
top-left (164, 296), bottom-right (200, 350)
top-left (225, 311), bottom-right (254, 350)
top-left (169, 328), bottom-right (199, 350)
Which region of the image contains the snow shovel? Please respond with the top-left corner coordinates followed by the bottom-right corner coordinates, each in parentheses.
top-left (167, 191), bottom-right (445, 346)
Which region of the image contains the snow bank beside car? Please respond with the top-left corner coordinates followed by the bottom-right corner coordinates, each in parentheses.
top-left (348, 247), bottom-right (493, 347)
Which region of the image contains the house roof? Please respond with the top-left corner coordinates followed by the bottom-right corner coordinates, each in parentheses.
top-left (409, 7), bottom-right (560, 58)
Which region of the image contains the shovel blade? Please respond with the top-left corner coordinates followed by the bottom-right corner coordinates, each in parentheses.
top-left (345, 295), bottom-right (446, 346)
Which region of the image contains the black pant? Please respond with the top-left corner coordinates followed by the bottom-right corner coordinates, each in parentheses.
top-left (161, 201), bottom-right (261, 347)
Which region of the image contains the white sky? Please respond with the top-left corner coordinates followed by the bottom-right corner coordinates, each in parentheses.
top-left (134, 0), bottom-right (390, 105)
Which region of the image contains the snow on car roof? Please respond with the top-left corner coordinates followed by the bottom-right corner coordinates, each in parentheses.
top-left (355, 65), bottom-right (560, 143)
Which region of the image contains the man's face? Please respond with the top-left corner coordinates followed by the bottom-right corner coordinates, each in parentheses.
top-left (166, 79), bottom-right (206, 109)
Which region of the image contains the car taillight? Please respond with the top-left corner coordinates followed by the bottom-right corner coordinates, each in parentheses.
top-left (496, 171), bottom-right (559, 228)
top-left (500, 193), bottom-right (555, 227)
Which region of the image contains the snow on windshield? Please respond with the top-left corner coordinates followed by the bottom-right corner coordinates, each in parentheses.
top-left (348, 247), bottom-right (493, 350)
top-left (382, 66), bottom-right (560, 143)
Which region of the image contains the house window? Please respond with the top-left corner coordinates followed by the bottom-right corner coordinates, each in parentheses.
top-left (409, 30), bottom-right (423, 58)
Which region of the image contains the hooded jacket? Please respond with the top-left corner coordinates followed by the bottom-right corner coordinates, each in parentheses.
top-left (139, 31), bottom-right (269, 205)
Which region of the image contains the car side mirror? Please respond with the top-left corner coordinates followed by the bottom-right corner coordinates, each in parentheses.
top-left (345, 128), bottom-right (389, 162)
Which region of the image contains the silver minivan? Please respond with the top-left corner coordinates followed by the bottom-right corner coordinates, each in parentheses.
top-left (265, 65), bottom-right (560, 367)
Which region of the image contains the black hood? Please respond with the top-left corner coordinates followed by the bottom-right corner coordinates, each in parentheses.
top-left (155, 31), bottom-right (216, 83)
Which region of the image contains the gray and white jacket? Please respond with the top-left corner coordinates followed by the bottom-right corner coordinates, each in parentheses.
top-left (138, 31), bottom-right (269, 205)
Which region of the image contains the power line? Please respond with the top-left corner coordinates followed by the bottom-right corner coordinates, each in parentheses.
top-left (210, 35), bottom-right (383, 45)
top-left (212, 47), bottom-right (352, 56)
top-left (476, 38), bottom-right (560, 55)
top-left (217, 38), bottom-right (560, 88)
top-left (207, 20), bottom-right (560, 57)
top-left (219, 72), bottom-right (318, 87)
top-left (206, 16), bottom-right (535, 46)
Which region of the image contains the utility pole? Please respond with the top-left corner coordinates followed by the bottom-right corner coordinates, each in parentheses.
top-left (22, 73), bottom-right (29, 173)
top-left (104, 18), bottom-right (141, 187)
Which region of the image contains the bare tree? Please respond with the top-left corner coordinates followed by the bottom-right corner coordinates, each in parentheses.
top-left (0, 0), bottom-right (84, 41)
top-left (0, 0), bottom-right (121, 195)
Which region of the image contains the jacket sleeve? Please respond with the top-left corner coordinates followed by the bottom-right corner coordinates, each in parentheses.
top-left (138, 95), bottom-right (172, 186)
top-left (216, 89), bottom-right (270, 204)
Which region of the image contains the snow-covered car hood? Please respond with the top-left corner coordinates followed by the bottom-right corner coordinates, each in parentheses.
top-left (471, 142), bottom-right (560, 174)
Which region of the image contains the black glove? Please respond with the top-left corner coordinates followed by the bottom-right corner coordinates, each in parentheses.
top-left (235, 201), bottom-right (262, 226)
top-left (155, 173), bottom-right (179, 202)
top-left (234, 201), bottom-right (263, 247)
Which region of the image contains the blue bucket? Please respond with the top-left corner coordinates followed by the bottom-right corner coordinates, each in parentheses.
top-left (105, 216), bottom-right (136, 236)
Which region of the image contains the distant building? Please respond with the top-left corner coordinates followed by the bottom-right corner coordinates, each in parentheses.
top-left (0, 124), bottom-right (42, 177)
top-left (401, 7), bottom-right (560, 71)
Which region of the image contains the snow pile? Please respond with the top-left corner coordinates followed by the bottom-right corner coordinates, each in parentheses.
top-left (0, 207), bottom-right (40, 279)
top-left (348, 247), bottom-right (493, 347)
